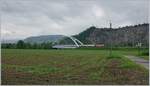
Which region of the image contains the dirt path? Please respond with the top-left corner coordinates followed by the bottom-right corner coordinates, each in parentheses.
top-left (124, 55), bottom-right (149, 70)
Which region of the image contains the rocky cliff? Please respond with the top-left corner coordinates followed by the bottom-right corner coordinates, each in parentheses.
top-left (74, 23), bottom-right (149, 47)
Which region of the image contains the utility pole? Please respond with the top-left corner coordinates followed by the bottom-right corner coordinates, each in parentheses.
top-left (138, 31), bottom-right (142, 55)
top-left (109, 21), bottom-right (112, 56)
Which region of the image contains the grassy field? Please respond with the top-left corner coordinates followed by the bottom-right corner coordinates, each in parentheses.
top-left (1, 49), bottom-right (149, 85)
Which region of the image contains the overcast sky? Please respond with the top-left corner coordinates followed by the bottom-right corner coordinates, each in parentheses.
top-left (1, 0), bottom-right (149, 40)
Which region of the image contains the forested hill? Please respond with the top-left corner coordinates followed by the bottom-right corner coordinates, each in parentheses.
top-left (24, 35), bottom-right (64, 44)
top-left (73, 23), bottom-right (149, 47)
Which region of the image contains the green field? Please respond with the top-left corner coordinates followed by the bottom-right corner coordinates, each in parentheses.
top-left (1, 49), bottom-right (149, 85)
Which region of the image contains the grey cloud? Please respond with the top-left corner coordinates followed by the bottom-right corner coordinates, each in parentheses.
top-left (1, 0), bottom-right (148, 40)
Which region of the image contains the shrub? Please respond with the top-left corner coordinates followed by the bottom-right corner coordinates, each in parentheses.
top-left (140, 51), bottom-right (149, 56)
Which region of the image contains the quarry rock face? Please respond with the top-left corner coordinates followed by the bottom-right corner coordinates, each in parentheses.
top-left (75, 24), bottom-right (149, 47)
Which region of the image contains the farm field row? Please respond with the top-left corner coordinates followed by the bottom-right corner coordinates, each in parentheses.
top-left (1, 49), bottom-right (149, 85)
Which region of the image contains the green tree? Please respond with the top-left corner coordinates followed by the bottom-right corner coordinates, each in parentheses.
top-left (32, 43), bottom-right (38, 49)
top-left (1, 43), bottom-right (16, 49)
top-left (17, 40), bottom-right (25, 49)
top-left (25, 43), bottom-right (32, 49)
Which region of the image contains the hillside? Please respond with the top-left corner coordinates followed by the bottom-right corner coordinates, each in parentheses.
top-left (60, 23), bottom-right (149, 47)
top-left (58, 27), bottom-right (96, 45)
top-left (24, 35), bottom-right (64, 44)
top-left (1, 39), bottom-right (19, 44)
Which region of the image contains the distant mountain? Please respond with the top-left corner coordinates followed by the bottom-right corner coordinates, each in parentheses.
top-left (1, 39), bottom-right (19, 44)
top-left (24, 35), bottom-right (65, 44)
top-left (60, 23), bottom-right (149, 47)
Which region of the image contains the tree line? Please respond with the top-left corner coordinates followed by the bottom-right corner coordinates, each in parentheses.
top-left (1, 40), bottom-right (53, 49)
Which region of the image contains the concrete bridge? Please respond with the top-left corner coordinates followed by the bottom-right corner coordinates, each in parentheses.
top-left (52, 36), bottom-right (95, 49)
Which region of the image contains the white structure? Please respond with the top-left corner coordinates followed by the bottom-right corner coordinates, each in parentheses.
top-left (52, 36), bottom-right (95, 49)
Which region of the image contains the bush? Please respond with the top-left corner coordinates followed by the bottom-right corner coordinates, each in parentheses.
top-left (140, 51), bottom-right (149, 56)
